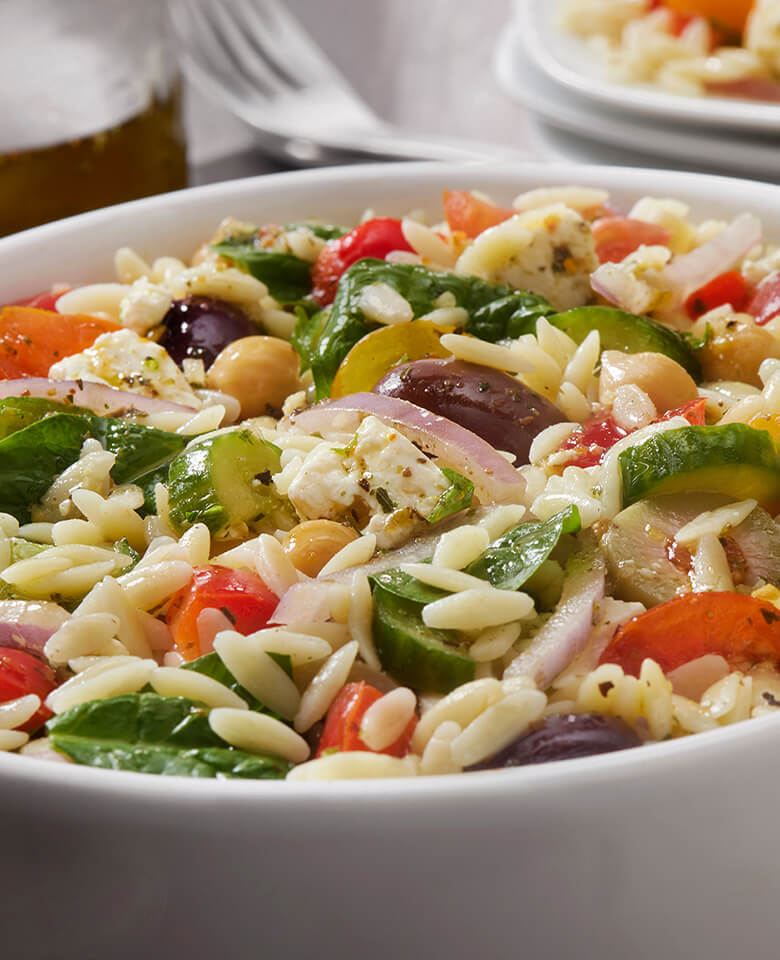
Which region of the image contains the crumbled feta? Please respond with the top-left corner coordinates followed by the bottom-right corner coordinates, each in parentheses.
top-left (49, 329), bottom-right (200, 407)
top-left (119, 277), bottom-right (173, 335)
top-left (455, 203), bottom-right (598, 311)
top-left (285, 415), bottom-right (450, 546)
top-left (590, 244), bottom-right (672, 315)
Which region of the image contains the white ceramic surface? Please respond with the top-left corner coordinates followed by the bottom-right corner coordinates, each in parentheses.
top-left (2, 162), bottom-right (780, 960)
top-left (518, 0), bottom-right (780, 133)
top-left (495, 21), bottom-right (780, 181)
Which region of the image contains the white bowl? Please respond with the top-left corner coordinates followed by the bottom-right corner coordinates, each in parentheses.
top-left (2, 163), bottom-right (779, 960)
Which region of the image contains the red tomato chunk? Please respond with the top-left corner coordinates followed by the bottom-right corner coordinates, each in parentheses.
top-left (0, 649), bottom-right (58, 732)
top-left (166, 565), bottom-right (278, 661)
top-left (316, 681), bottom-right (417, 758)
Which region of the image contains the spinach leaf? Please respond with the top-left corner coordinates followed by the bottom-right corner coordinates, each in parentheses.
top-left (464, 292), bottom-right (555, 343)
top-left (90, 418), bottom-right (187, 486)
top-left (427, 468), bottom-right (474, 524)
top-left (370, 568), bottom-right (447, 606)
top-left (0, 413), bottom-right (92, 522)
top-left (464, 505), bottom-right (581, 590)
top-left (113, 538), bottom-right (140, 570)
top-left (0, 396), bottom-right (91, 440)
top-left (211, 238), bottom-right (312, 303)
top-left (47, 693), bottom-right (290, 779)
top-left (291, 304), bottom-right (328, 373)
top-left (310, 259), bottom-right (553, 398)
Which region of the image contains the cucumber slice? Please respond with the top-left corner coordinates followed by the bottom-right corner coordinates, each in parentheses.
top-left (544, 306), bottom-right (701, 380)
top-left (370, 576), bottom-right (475, 694)
top-left (167, 429), bottom-right (286, 535)
top-left (619, 424), bottom-right (780, 508)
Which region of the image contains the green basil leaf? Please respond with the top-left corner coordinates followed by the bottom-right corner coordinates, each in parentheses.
top-left (464, 505), bottom-right (581, 590)
top-left (427, 468), bottom-right (474, 524)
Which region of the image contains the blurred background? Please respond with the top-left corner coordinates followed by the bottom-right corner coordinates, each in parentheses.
top-left (1, 0), bottom-right (776, 237)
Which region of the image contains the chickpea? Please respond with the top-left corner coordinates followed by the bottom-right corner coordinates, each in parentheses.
top-left (207, 335), bottom-right (301, 418)
top-left (599, 350), bottom-right (698, 414)
top-left (699, 317), bottom-right (780, 388)
top-left (283, 520), bottom-right (359, 577)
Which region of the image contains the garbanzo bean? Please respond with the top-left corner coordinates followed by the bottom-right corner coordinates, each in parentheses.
top-left (599, 350), bottom-right (698, 414)
top-left (283, 520), bottom-right (359, 577)
top-left (699, 317), bottom-right (780, 388)
top-left (207, 335), bottom-right (301, 418)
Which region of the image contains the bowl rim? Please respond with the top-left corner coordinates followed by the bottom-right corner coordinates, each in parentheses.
top-left (1, 158), bottom-right (779, 803)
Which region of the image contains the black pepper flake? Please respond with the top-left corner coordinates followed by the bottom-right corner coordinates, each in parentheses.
top-left (478, 381), bottom-right (490, 392)
top-left (254, 470), bottom-right (272, 486)
top-left (598, 681), bottom-right (614, 697)
top-left (762, 691), bottom-right (780, 707)
top-left (358, 476), bottom-right (371, 492)
top-left (760, 608), bottom-right (780, 625)
top-left (219, 606), bottom-right (238, 625)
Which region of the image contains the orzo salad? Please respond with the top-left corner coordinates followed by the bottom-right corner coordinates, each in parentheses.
top-left (1, 182), bottom-right (780, 781)
top-left (560, 0), bottom-right (780, 101)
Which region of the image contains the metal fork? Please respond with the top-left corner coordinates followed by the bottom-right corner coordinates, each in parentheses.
top-left (168, 0), bottom-right (524, 165)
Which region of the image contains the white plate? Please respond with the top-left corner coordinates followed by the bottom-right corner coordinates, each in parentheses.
top-left (495, 20), bottom-right (780, 181)
top-left (2, 164), bottom-right (780, 960)
top-left (517, 0), bottom-right (780, 133)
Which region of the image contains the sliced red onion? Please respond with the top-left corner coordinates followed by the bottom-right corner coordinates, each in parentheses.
top-left (0, 378), bottom-right (198, 415)
top-left (651, 213), bottom-right (762, 306)
top-left (589, 272), bottom-right (621, 307)
top-left (270, 580), bottom-right (344, 625)
top-left (284, 393), bottom-right (526, 504)
top-left (504, 555), bottom-right (605, 688)
top-left (0, 599), bottom-right (70, 657)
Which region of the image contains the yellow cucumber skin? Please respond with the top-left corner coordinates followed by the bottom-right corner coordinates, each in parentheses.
top-left (167, 430), bottom-right (284, 535)
top-left (619, 424), bottom-right (780, 508)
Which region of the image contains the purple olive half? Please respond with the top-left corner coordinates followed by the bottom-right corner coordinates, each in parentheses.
top-left (159, 295), bottom-right (255, 368)
top-left (373, 357), bottom-right (565, 464)
top-left (466, 713), bottom-right (642, 771)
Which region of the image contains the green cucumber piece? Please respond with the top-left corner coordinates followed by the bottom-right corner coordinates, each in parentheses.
top-left (167, 429), bottom-right (286, 535)
top-left (619, 424), bottom-right (780, 507)
top-left (370, 575), bottom-right (475, 694)
top-left (532, 306), bottom-right (701, 380)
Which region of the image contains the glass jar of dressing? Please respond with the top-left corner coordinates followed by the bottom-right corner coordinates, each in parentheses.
top-left (0, 0), bottom-right (187, 237)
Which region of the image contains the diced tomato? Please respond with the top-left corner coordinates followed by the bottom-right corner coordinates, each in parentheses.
top-left (657, 397), bottom-right (707, 425)
top-left (442, 189), bottom-right (514, 239)
top-left (310, 217), bottom-right (416, 305)
top-left (558, 413), bottom-right (629, 469)
top-left (660, 0), bottom-right (752, 36)
top-left (746, 273), bottom-right (780, 326)
top-left (0, 648), bottom-right (58, 732)
top-left (599, 592), bottom-right (780, 676)
top-left (591, 217), bottom-right (672, 264)
top-left (166, 565), bottom-right (279, 661)
top-left (11, 287), bottom-right (70, 311)
top-left (0, 306), bottom-right (120, 380)
top-left (316, 681), bottom-right (417, 758)
top-left (685, 270), bottom-right (749, 319)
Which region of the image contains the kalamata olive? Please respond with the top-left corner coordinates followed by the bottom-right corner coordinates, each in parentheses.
top-left (373, 357), bottom-right (564, 464)
top-left (466, 713), bottom-right (642, 771)
top-left (159, 295), bottom-right (254, 368)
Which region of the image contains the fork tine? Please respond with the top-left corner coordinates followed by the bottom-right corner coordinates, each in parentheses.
top-left (228, 0), bottom-right (308, 91)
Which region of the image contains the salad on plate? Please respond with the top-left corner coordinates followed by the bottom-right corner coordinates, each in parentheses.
top-left (1, 180), bottom-right (780, 781)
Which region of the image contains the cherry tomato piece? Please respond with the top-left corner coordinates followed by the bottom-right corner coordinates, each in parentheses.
top-left (599, 592), bottom-right (780, 676)
top-left (316, 681), bottom-right (417, 758)
top-left (166, 565), bottom-right (279, 661)
top-left (559, 413), bottom-right (629, 468)
top-left (657, 397), bottom-right (707, 425)
top-left (746, 273), bottom-right (780, 326)
top-left (310, 217), bottom-right (415, 305)
top-left (685, 270), bottom-right (750, 319)
top-left (0, 306), bottom-right (120, 379)
top-left (0, 648), bottom-right (58, 732)
top-left (11, 288), bottom-right (70, 311)
top-left (591, 216), bottom-right (672, 264)
top-left (442, 189), bottom-right (514, 238)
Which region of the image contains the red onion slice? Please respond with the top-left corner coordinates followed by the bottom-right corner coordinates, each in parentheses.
top-left (704, 77), bottom-right (780, 103)
top-left (0, 378), bottom-right (199, 415)
top-left (0, 599), bottom-right (70, 657)
top-left (650, 213), bottom-right (762, 306)
top-left (504, 555), bottom-right (605, 688)
top-left (284, 393), bottom-right (526, 504)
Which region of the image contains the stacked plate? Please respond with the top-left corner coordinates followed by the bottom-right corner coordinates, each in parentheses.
top-left (495, 0), bottom-right (780, 181)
